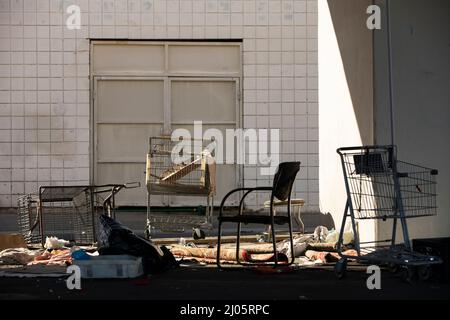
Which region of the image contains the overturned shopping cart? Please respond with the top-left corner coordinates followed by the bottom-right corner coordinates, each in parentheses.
top-left (334, 145), bottom-right (441, 280)
top-left (145, 136), bottom-right (216, 239)
top-left (17, 183), bottom-right (139, 246)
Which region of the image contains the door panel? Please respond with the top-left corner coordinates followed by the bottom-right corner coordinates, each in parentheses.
top-left (94, 78), bottom-right (164, 206)
top-left (97, 124), bottom-right (162, 162)
top-left (97, 79), bottom-right (164, 123)
top-left (92, 44), bottom-right (165, 74)
top-left (171, 80), bottom-right (236, 122)
top-left (168, 45), bottom-right (240, 74)
top-left (170, 80), bottom-right (240, 206)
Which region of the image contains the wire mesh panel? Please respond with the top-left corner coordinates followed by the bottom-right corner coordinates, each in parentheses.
top-left (146, 136), bottom-right (216, 234)
top-left (338, 146), bottom-right (438, 219)
top-left (39, 186), bottom-right (96, 245)
top-left (396, 160), bottom-right (438, 218)
top-left (146, 136), bottom-right (216, 195)
top-left (17, 187), bottom-right (97, 245)
top-left (17, 194), bottom-right (41, 244)
top-left (147, 214), bottom-right (212, 233)
top-left (17, 184), bottom-right (135, 246)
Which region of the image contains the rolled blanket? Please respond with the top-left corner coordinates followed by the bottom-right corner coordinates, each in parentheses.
top-left (170, 244), bottom-right (289, 264)
top-left (0, 248), bottom-right (43, 265)
top-left (27, 249), bottom-right (72, 266)
top-left (305, 249), bottom-right (358, 263)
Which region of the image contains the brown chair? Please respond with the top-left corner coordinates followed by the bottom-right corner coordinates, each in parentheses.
top-left (216, 162), bottom-right (301, 268)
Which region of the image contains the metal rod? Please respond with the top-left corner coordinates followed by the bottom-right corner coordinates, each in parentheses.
top-left (386, 0), bottom-right (395, 146)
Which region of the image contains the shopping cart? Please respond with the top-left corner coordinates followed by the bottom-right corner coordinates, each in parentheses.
top-left (17, 183), bottom-right (139, 246)
top-left (145, 136), bottom-right (216, 239)
top-left (334, 145), bottom-right (441, 280)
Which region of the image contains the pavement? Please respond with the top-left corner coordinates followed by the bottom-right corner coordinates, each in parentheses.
top-left (0, 209), bottom-right (333, 238)
top-left (1, 209), bottom-right (449, 301)
top-left (0, 263), bottom-right (449, 300)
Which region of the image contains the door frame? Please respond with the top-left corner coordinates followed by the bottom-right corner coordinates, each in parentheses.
top-left (89, 41), bottom-right (244, 204)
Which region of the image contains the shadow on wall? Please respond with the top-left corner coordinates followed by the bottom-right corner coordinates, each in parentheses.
top-left (373, 0), bottom-right (450, 239)
top-left (327, 0), bottom-right (374, 145)
top-left (323, 0), bottom-right (450, 240)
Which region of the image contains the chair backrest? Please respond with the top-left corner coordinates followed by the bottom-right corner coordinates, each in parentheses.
top-left (272, 162), bottom-right (301, 201)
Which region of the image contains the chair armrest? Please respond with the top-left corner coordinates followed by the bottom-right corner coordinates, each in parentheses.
top-left (219, 187), bottom-right (273, 218)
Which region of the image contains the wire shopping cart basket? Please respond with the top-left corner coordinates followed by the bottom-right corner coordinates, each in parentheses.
top-left (334, 145), bottom-right (441, 280)
top-left (145, 136), bottom-right (216, 238)
top-left (17, 183), bottom-right (139, 246)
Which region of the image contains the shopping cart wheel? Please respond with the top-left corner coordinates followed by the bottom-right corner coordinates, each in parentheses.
top-left (145, 224), bottom-right (152, 240)
top-left (335, 258), bottom-right (347, 279)
top-left (417, 265), bottom-right (432, 282)
top-left (401, 266), bottom-right (416, 283)
top-left (193, 228), bottom-right (206, 240)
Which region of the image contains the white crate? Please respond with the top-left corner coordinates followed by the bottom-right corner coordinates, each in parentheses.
top-left (74, 255), bottom-right (143, 279)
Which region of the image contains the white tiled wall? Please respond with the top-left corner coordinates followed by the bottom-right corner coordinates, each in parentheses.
top-left (0, 0), bottom-right (318, 211)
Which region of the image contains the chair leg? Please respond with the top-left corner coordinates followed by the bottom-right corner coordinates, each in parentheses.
top-left (236, 221), bottom-right (242, 265)
top-left (271, 220), bottom-right (278, 267)
top-left (287, 212), bottom-right (295, 266)
top-left (296, 206), bottom-right (304, 234)
top-left (266, 208), bottom-right (276, 240)
top-left (217, 219), bottom-right (223, 269)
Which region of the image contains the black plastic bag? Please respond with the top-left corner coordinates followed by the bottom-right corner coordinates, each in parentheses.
top-left (97, 214), bottom-right (178, 274)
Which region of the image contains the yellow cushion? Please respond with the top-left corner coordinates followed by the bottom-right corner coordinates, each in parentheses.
top-left (263, 198), bottom-right (305, 207)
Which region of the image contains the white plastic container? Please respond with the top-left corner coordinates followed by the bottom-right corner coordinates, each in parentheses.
top-left (73, 255), bottom-right (143, 279)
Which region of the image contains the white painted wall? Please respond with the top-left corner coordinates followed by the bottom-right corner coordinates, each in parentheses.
top-left (318, 0), bottom-right (375, 240)
top-left (0, 0), bottom-right (319, 211)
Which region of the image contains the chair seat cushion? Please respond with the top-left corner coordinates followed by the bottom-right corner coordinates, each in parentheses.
top-left (218, 215), bottom-right (290, 225)
top-left (263, 198), bottom-right (305, 208)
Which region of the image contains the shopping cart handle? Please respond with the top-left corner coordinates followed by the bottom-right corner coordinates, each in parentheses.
top-left (125, 182), bottom-right (141, 188)
top-left (336, 145), bottom-right (396, 154)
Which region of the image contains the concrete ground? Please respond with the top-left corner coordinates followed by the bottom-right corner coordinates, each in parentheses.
top-left (1, 209), bottom-right (448, 301)
top-left (0, 209), bottom-right (334, 238)
top-left (0, 263), bottom-right (449, 300)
